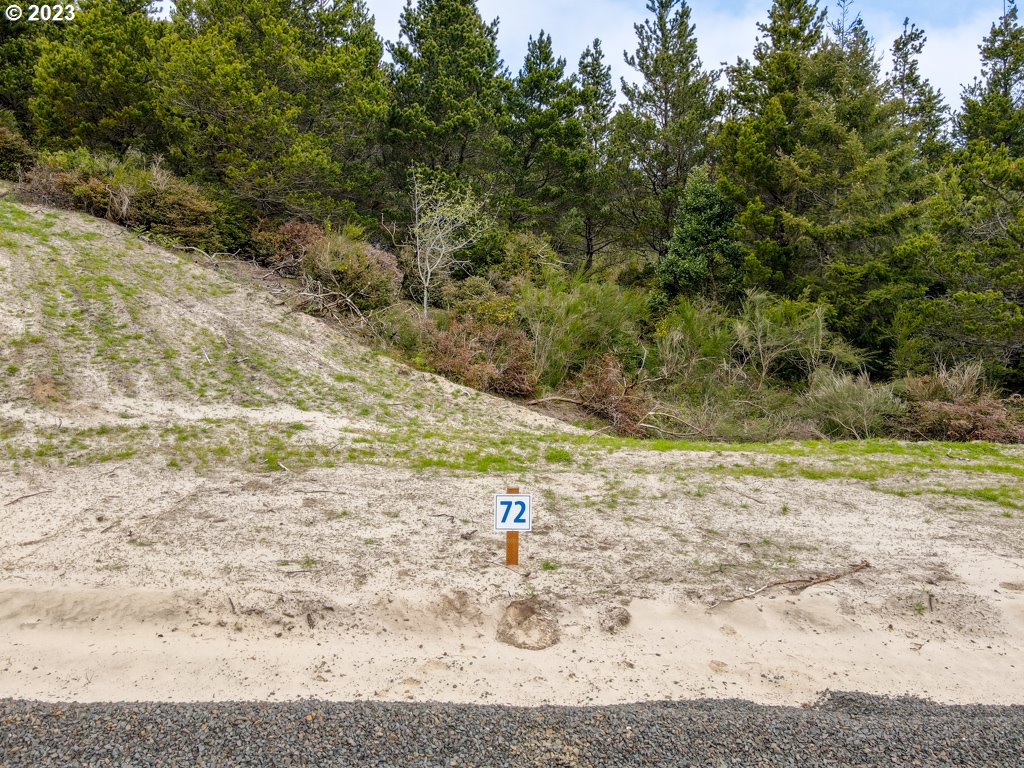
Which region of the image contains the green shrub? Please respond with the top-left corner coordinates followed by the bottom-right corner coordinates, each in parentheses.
top-left (131, 172), bottom-right (223, 249)
top-left (496, 231), bottom-right (563, 278)
top-left (301, 234), bottom-right (402, 313)
top-left (0, 126), bottom-right (34, 182)
top-left (653, 297), bottom-right (733, 392)
top-left (518, 279), bottom-right (647, 388)
top-left (0, 110), bottom-right (18, 133)
top-left (801, 369), bottom-right (906, 439)
top-left (24, 149), bottom-right (225, 249)
top-left (733, 291), bottom-right (863, 388)
top-left (897, 361), bottom-right (991, 403)
top-left (374, 305), bottom-right (433, 357)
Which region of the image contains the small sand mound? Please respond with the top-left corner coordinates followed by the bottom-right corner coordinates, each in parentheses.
top-left (496, 599), bottom-right (560, 650)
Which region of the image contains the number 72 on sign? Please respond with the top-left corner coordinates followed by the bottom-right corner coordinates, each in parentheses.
top-left (494, 493), bottom-right (531, 532)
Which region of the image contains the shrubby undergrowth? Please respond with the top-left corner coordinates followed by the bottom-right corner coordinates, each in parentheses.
top-left (4, 0), bottom-right (1023, 443)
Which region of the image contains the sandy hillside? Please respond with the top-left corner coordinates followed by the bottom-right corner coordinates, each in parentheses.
top-left (2, 192), bottom-right (1024, 707)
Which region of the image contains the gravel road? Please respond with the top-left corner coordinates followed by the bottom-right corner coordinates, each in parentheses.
top-left (2, 692), bottom-right (1023, 767)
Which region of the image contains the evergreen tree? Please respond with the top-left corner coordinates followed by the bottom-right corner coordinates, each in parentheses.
top-left (957, 2), bottom-right (1024, 154)
top-left (610, 0), bottom-right (722, 260)
top-left (573, 39), bottom-right (618, 271)
top-left (888, 18), bottom-right (949, 165)
top-left (30, 0), bottom-right (165, 152)
top-left (499, 30), bottom-right (586, 245)
top-left (727, 0), bottom-right (826, 122)
top-left (387, 0), bottom-right (504, 179)
top-left (893, 145), bottom-right (1024, 386)
top-left (159, 0), bottom-right (387, 218)
top-left (718, 1), bottom-right (931, 370)
top-left (716, 0), bottom-right (827, 291)
top-left (660, 166), bottom-right (743, 305)
top-left (0, 20), bottom-right (62, 134)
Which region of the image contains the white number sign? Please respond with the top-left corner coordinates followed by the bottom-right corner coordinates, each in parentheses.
top-left (494, 493), bottom-right (532, 532)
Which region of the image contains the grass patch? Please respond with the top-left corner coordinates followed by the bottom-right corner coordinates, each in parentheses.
top-left (543, 447), bottom-right (573, 464)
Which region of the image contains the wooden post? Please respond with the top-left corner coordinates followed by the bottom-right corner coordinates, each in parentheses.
top-left (506, 486), bottom-right (519, 566)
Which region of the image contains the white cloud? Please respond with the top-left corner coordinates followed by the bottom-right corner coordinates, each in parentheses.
top-left (366, 0), bottom-right (994, 108)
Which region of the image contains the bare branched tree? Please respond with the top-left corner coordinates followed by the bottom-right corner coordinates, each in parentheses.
top-left (408, 169), bottom-right (491, 316)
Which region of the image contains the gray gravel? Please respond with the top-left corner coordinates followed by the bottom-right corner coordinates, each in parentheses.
top-left (2, 692), bottom-right (1023, 767)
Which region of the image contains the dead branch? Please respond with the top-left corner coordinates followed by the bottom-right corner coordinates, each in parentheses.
top-left (4, 489), bottom-right (55, 507)
top-left (708, 560), bottom-right (870, 609)
top-left (639, 423), bottom-right (699, 439)
top-left (647, 410), bottom-right (712, 438)
top-left (525, 396), bottom-right (586, 407)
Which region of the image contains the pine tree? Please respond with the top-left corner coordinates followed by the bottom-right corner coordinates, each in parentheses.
top-left (718, 0), bottom-right (932, 370)
top-left (716, 0), bottom-right (827, 290)
top-left (610, 0), bottom-right (722, 260)
top-left (728, 0), bottom-right (826, 123)
top-left (893, 145), bottom-right (1024, 386)
top-left (888, 18), bottom-right (949, 165)
top-left (30, 0), bottom-right (164, 152)
top-left (0, 20), bottom-right (63, 134)
top-left (499, 30), bottom-right (586, 244)
top-left (957, 2), bottom-right (1024, 155)
top-left (159, 0), bottom-right (387, 218)
top-left (573, 39), bottom-right (618, 271)
top-left (387, 0), bottom-right (504, 179)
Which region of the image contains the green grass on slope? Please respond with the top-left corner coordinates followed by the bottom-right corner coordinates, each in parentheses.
top-left (0, 198), bottom-right (377, 411)
top-left (1, 197), bottom-right (1021, 506)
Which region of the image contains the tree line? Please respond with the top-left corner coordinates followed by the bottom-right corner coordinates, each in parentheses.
top-left (1, 0), bottom-right (1022, 439)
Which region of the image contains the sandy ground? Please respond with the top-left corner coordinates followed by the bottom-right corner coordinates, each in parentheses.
top-left (1, 192), bottom-right (1023, 706)
top-left (2, 456), bottom-right (1023, 706)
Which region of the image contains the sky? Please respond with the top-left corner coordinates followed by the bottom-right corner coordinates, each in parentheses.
top-left (365, 0), bottom-right (1011, 108)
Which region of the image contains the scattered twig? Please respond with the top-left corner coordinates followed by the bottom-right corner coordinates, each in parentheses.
top-left (733, 489), bottom-right (765, 505)
top-left (709, 560), bottom-right (870, 609)
top-left (277, 462), bottom-right (291, 472)
top-left (17, 535), bottom-right (53, 547)
top-left (283, 569), bottom-right (314, 575)
top-left (228, 597), bottom-right (237, 615)
top-left (430, 513), bottom-right (455, 523)
top-left (460, 529), bottom-right (477, 540)
top-left (4, 489), bottom-right (55, 507)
